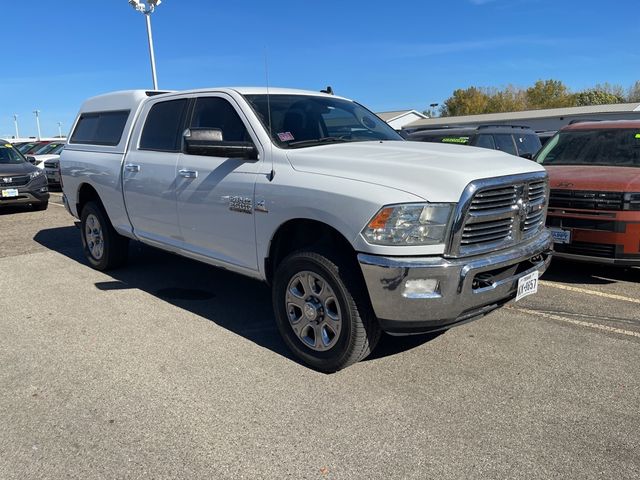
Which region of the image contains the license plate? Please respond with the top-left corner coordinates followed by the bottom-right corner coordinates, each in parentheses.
top-left (516, 271), bottom-right (539, 302)
top-left (550, 228), bottom-right (571, 244)
top-left (1, 188), bottom-right (18, 198)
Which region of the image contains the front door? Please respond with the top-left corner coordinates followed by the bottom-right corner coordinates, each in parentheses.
top-left (176, 94), bottom-right (261, 271)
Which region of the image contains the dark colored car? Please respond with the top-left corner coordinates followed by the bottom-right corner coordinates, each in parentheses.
top-left (17, 141), bottom-right (52, 155)
top-left (0, 141), bottom-right (49, 210)
top-left (405, 125), bottom-right (542, 159)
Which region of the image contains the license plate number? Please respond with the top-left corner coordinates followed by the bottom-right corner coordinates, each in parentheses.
top-left (1, 188), bottom-right (18, 198)
top-left (550, 228), bottom-right (571, 244)
top-left (516, 271), bottom-right (539, 302)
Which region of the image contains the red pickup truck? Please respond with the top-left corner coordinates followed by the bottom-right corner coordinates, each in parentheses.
top-left (536, 120), bottom-right (640, 265)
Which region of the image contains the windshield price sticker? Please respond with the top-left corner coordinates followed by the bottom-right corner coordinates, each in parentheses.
top-left (516, 271), bottom-right (539, 302)
top-left (277, 132), bottom-right (295, 142)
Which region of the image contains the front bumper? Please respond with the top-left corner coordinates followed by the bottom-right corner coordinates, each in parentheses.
top-left (45, 168), bottom-right (61, 184)
top-left (358, 229), bottom-right (553, 334)
top-left (0, 180), bottom-right (49, 207)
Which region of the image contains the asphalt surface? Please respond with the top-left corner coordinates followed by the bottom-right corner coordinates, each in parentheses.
top-left (1, 192), bottom-right (639, 479)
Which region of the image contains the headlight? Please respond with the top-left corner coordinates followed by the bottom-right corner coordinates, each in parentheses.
top-left (362, 203), bottom-right (455, 246)
top-left (28, 170), bottom-right (45, 180)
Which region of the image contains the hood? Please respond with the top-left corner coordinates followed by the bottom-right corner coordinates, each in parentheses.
top-left (546, 165), bottom-right (640, 191)
top-left (285, 141), bottom-right (545, 202)
top-left (0, 161), bottom-right (36, 177)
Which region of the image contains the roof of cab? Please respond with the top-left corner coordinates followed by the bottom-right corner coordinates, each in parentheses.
top-left (78, 87), bottom-right (346, 112)
top-left (563, 120), bottom-right (640, 131)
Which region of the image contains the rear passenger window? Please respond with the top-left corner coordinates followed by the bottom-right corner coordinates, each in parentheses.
top-left (493, 134), bottom-right (517, 156)
top-left (140, 99), bottom-right (189, 151)
top-left (515, 134), bottom-right (542, 157)
top-left (474, 134), bottom-right (495, 150)
top-left (70, 111), bottom-right (130, 146)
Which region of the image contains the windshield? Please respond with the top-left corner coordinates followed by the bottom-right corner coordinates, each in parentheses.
top-left (536, 129), bottom-right (640, 167)
top-left (0, 143), bottom-right (27, 164)
top-left (17, 142), bottom-right (38, 153)
top-left (34, 143), bottom-right (63, 155)
top-left (243, 94), bottom-right (403, 148)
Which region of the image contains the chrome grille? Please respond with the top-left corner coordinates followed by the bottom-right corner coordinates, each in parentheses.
top-left (0, 175), bottom-right (30, 187)
top-left (523, 180), bottom-right (547, 235)
top-left (469, 186), bottom-right (517, 212)
top-left (448, 173), bottom-right (549, 257)
top-left (461, 217), bottom-right (514, 246)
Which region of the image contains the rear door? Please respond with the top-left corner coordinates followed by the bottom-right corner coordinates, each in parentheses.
top-left (175, 94), bottom-right (262, 270)
top-left (123, 98), bottom-right (188, 246)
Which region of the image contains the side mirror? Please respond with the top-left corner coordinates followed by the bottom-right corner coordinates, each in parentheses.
top-left (183, 128), bottom-right (258, 160)
top-left (26, 156), bottom-right (36, 164)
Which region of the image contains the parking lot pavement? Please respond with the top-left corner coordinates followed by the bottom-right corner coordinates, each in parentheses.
top-left (1, 194), bottom-right (639, 480)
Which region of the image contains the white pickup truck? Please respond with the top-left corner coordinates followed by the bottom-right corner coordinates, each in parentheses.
top-left (60, 87), bottom-right (552, 372)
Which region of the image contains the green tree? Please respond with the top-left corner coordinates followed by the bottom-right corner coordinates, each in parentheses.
top-left (628, 81), bottom-right (640, 102)
top-left (485, 85), bottom-right (527, 113)
top-left (440, 87), bottom-right (490, 117)
top-left (525, 79), bottom-right (573, 109)
top-left (572, 89), bottom-right (624, 106)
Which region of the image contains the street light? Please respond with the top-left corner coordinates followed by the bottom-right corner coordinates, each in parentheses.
top-left (128, 0), bottom-right (162, 90)
top-left (13, 114), bottom-right (19, 139)
top-left (57, 122), bottom-right (64, 138)
top-left (429, 103), bottom-right (439, 118)
top-left (33, 110), bottom-right (42, 140)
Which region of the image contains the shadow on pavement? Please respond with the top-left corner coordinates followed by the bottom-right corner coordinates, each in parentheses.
top-left (34, 226), bottom-right (440, 368)
top-left (542, 258), bottom-right (638, 285)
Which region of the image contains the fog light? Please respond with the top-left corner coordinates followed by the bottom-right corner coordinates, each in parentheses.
top-left (403, 279), bottom-right (440, 299)
top-left (40, 186), bottom-right (48, 193)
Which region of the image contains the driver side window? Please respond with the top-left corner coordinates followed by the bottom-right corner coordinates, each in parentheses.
top-left (190, 97), bottom-right (250, 143)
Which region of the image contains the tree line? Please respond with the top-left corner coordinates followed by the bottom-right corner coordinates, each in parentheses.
top-left (435, 80), bottom-right (640, 117)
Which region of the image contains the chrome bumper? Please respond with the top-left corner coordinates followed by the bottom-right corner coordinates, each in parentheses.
top-left (358, 230), bottom-right (553, 334)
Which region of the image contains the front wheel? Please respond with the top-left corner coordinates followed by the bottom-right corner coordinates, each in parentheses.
top-left (80, 201), bottom-right (129, 271)
top-left (273, 250), bottom-right (381, 372)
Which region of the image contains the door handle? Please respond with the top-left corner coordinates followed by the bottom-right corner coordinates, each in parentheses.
top-left (179, 169), bottom-right (198, 179)
top-left (125, 164), bottom-right (141, 173)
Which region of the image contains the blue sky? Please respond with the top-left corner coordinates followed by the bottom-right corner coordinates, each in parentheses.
top-left (1, 0), bottom-right (637, 138)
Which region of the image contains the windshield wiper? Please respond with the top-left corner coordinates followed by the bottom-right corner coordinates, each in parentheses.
top-left (286, 137), bottom-right (351, 148)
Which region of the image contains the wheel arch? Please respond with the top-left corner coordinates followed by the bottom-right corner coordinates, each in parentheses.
top-left (265, 218), bottom-right (357, 284)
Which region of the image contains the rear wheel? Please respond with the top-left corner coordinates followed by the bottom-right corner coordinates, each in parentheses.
top-left (273, 250), bottom-right (381, 372)
top-left (80, 201), bottom-right (128, 271)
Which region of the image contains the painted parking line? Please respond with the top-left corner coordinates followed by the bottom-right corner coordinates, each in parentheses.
top-left (539, 280), bottom-right (640, 305)
top-left (517, 307), bottom-right (640, 339)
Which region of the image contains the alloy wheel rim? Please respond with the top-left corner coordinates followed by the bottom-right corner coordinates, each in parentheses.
top-left (285, 270), bottom-right (342, 352)
top-left (85, 214), bottom-right (104, 260)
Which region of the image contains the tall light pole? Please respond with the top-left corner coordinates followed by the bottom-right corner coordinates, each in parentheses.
top-left (13, 114), bottom-right (19, 139)
top-left (429, 103), bottom-right (439, 118)
top-left (128, 0), bottom-right (162, 90)
top-left (57, 122), bottom-right (64, 138)
top-left (33, 110), bottom-right (42, 140)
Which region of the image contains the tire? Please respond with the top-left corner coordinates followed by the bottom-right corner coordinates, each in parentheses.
top-left (80, 201), bottom-right (129, 271)
top-left (32, 201), bottom-right (48, 211)
top-left (273, 250), bottom-right (381, 372)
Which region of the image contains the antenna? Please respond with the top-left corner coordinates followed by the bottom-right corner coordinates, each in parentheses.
top-left (264, 47), bottom-right (275, 181)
